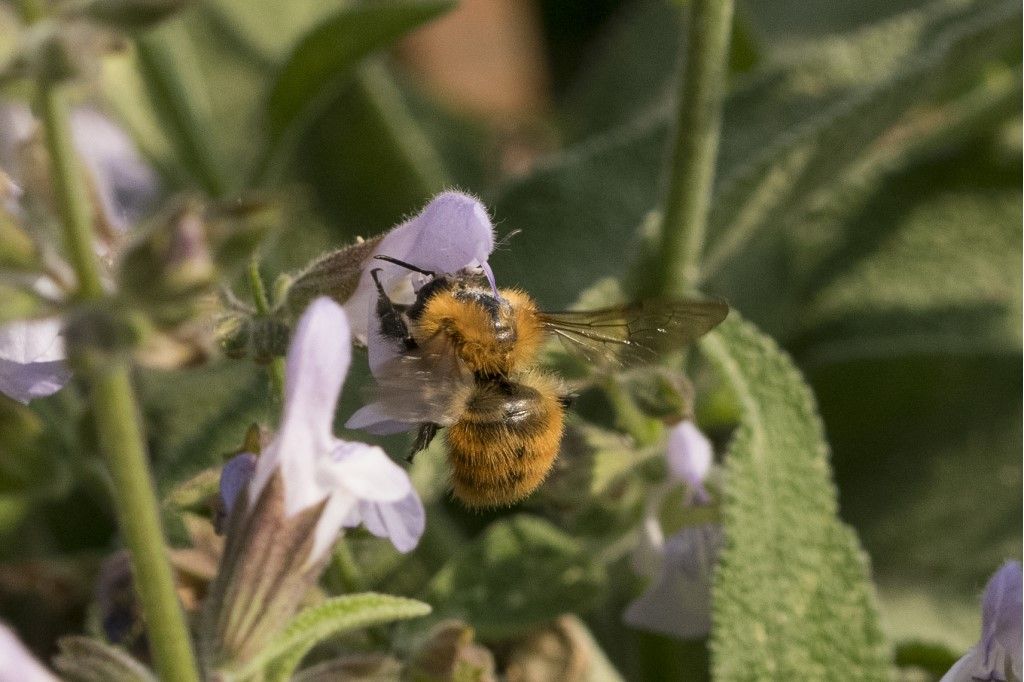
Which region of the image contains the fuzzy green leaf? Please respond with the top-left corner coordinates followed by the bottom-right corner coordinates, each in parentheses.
top-left (488, 0), bottom-right (1019, 311)
top-left (231, 593), bottom-right (430, 681)
top-left (264, 0), bottom-right (454, 160)
top-left (791, 181), bottom-right (1021, 367)
top-left (702, 313), bottom-right (889, 678)
top-left (425, 515), bottom-right (608, 640)
top-left (53, 637), bottom-right (156, 682)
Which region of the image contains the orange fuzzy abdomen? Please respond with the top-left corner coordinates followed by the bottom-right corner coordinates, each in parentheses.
top-left (445, 373), bottom-right (565, 507)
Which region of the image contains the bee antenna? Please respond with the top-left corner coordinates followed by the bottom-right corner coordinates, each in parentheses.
top-left (373, 255), bottom-right (436, 277)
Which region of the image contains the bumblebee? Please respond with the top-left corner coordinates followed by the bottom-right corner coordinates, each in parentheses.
top-left (366, 256), bottom-right (728, 508)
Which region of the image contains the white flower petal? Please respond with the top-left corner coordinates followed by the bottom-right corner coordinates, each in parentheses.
top-left (344, 191), bottom-right (495, 343)
top-left (250, 297), bottom-right (352, 511)
top-left (353, 490), bottom-right (425, 553)
top-left (666, 420), bottom-right (713, 504)
top-left (327, 441), bottom-right (410, 503)
top-left (308, 490), bottom-right (359, 566)
top-left (344, 402), bottom-right (415, 435)
top-left (0, 318), bottom-right (65, 364)
top-left (624, 525), bottom-right (723, 640)
top-left (0, 622), bottom-right (58, 682)
top-left (630, 513), bottom-right (666, 580)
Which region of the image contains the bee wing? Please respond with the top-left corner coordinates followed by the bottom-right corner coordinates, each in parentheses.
top-left (538, 298), bottom-right (728, 367)
top-left (358, 345), bottom-right (470, 427)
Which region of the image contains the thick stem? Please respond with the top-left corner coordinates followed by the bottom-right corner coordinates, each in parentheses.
top-left (29, 29), bottom-right (201, 682)
top-left (649, 0), bottom-right (734, 297)
top-left (90, 366), bottom-right (201, 682)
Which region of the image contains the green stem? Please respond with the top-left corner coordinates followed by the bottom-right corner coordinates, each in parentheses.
top-left (38, 86), bottom-right (104, 299)
top-left (28, 32), bottom-right (201, 682)
top-left (247, 258), bottom-right (286, 398)
top-left (90, 367), bottom-right (201, 682)
top-left (649, 0), bottom-right (734, 297)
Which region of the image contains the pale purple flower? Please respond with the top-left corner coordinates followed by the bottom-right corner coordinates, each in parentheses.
top-left (244, 297), bottom-right (424, 562)
top-left (624, 524), bottom-right (723, 640)
top-left (0, 316), bottom-right (70, 404)
top-left (942, 561), bottom-right (1022, 682)
top-left (344, 191), bottom-right (496, 365)
top-left (0, 102), bottom-right (158, 233)
top-left (345, 191), bottom-right (496, 435)
top-left (0, 622), bottom-right (58, 682)
top-left (666, 420), bottom-right (713, 505)
top-left (219, 452), bottom-right (257, 517)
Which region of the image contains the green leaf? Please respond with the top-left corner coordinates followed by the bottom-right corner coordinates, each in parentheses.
top-left (135, 24), bottom-right (228, 196)
top-left (701, 0), bottom-right (1020, 329)
top-left (425, 515), bottom-right (608, 640)
top-left (790, 168), bottom-right (1021, 367)
top-left (702, 313), bottom-right (889, 678)
top-left (809, 353), bottom-right (1020, 647)
top-left (53, 636), bottom-right (156, 682)
top-left (264, 0), bottom-right (454, 162)
top-left (244, 593), bottom-right (430, 682)
top-left (488, 0), bottom-right (1018, 311)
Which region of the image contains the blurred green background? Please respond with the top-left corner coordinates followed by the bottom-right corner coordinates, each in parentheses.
top-left (0, 0), bottom-right (1019, 678)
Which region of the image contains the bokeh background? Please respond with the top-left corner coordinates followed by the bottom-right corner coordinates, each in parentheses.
top-left (0, 0), bottom-right (1020, 678)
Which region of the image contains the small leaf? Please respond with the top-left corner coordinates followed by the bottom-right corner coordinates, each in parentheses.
top-left (264, 0), bottom-right (455, 159)
top-left (53, 636), bottom-right (156, 682)
top-left (702, 313), bottom-right (889, 678)
top-left (425, 515), bottom-right (607, 640)
top-left (241, 593), bottom-right (430, 681)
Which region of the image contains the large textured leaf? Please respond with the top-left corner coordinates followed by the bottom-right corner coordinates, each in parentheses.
top-left (264, 0), bottom-right (455, 160)
top-left (702, 314), bottom-right (888, 678)
top-left (488, 0), bottom-right (1019, 311)
top-left (791, 161), bottom-right (1022, 366)
top-left (232, 593), bottom-right (430, 681)
top-left (425, 515), bottom-right (607, 640)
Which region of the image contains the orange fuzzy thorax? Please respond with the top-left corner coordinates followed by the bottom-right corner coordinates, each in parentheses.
top-left (413, 287), bottom-right (544, 376)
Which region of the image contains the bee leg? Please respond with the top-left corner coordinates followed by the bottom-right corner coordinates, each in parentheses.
top-left (407, 423), bottom-right (439, 462)
top-left (371, 268), bottom-right (417, 351)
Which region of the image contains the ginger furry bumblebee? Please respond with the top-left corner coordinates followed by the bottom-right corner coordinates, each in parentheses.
top-left (366, 256), bottom-right (728, 508)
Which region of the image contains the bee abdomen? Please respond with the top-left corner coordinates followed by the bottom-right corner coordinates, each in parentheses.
top-left (446, 403), bottom-right (564, 508)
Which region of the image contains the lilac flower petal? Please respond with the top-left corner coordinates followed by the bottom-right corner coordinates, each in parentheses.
top-left (624, 525), bottom-right (723, 641)
top-left (666, 420), bottom-right (713, 504)
top-left (70, 108), bottom-right (159, 233)
top-left (0, 318), bottom-right (70, 404)
top-left (251, 298), bottom-right (352, 511)
top-left (344, 191), bottom-right (495, 343)
top-left (980, 561), bottom-right (1022, 679)
top-left (219, 453), bottom-right (257, 518)
top-left (351, 490), bottom-right (425, 553)
top-left (0, 622), bottom-right (58, 682)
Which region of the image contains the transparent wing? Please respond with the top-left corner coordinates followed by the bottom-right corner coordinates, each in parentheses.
top-left (538, 298), bottom-right (728, 367)
top-left (360, 342), bottom-right (470, 426)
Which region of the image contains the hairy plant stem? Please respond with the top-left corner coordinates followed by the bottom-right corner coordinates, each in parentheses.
top-left (650, 0), bottom-right (735, 296)
top-left (247, 258), bottom-right (286, 399)
top-left (31, 45), bottom-right (202, 682)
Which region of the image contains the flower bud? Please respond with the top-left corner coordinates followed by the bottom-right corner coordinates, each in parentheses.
top-left (282, 236), bottom-right (382, 321)
top-left (409, 620), bottom-right (496, 682)
top-left (119, 200), bottom-right (215, 326)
